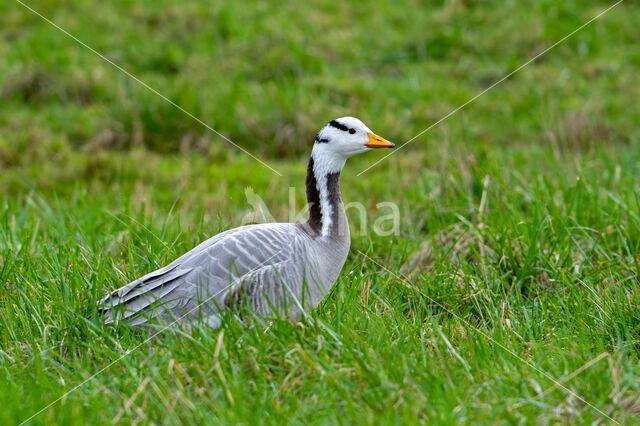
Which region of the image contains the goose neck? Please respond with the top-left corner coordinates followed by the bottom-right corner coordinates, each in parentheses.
top-left (304, 151), bottom-right (346, 239)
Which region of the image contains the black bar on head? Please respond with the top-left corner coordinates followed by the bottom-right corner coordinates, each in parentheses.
top-left (328, 120), bottom-right (349, 132)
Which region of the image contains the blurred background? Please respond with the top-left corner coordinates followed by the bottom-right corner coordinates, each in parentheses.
top-left (1, 0), bottom-right (638, 169)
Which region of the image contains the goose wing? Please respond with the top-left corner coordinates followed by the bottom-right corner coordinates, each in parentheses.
top-left (223, 254), bottom-right (310, 319)
top-left (98, 223), bottom-right (307, 325)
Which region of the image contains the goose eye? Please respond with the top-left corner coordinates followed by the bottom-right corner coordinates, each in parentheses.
top-left (348, 128), bottom-right (356, 134)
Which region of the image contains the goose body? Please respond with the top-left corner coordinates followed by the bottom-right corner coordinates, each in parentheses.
top-left (99, 117), bottom-right (394, 327)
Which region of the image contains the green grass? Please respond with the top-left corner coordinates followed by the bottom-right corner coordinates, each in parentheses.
top-left (2, 0), bottom-right (640, 424)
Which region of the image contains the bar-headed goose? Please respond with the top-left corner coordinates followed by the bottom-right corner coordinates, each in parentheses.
top-left (99, 117), bottom-right (394, 327)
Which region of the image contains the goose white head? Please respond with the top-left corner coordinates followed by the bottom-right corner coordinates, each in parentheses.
top-left (312, 117), bottom-right (395, 173)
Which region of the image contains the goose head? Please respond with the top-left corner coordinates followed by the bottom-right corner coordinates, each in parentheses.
top-left (312, 117), bottom-right (394, 173)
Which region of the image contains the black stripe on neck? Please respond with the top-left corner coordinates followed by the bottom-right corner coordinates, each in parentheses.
top-left (305, 156), bottom-right (322, 235)
top-left (304, 156), bottom-right (342, 238)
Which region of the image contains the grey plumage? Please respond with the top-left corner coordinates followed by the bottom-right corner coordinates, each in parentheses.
top-left (99, 222), bottom-right (348, 327)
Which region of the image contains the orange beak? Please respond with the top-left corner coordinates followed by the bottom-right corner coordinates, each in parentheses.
top-left (365, 132), bottom-right (395, 149)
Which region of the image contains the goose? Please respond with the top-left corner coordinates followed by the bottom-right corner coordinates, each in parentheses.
top-left (98, 117), bottom-right (394, 327)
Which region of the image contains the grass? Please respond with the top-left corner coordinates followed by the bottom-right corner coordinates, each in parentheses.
top-left (1, 0), bottom-right (640, 424)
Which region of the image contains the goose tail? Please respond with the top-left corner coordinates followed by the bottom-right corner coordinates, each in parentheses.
top-left (98, 265), bottom-right (191, 326)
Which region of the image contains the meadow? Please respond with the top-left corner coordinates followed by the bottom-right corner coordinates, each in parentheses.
top-left (1, 0), bottom-right (640, 424)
